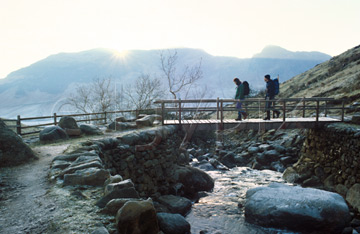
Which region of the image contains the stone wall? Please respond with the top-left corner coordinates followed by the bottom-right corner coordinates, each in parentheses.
top-left (284, 123), bottom-right (360, 195)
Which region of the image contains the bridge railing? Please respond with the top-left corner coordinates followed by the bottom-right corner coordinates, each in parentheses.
top-left (154, 97), bottom-right (346, 125)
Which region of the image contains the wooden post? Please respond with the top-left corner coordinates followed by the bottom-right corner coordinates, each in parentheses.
top-left (54, 113), bottom-right (57, 125)
top-left (341, 99), bottom-right (345, 122)
top-left (136, 110), bottom-right (139, 119)
top-left (17, 115), bottom-right (21, 135)
top-left (216, 97), bottom-right (219, 120)
top-left (316, 100), bottom-right (320, 122)
top-left (161, 101), bottom-right (165, 125)
top-left (283, 100), bottom-right (286, 122)
top-left (220, 99), bottom-right (224, 129)
top-left (324, 101), bottom-right (328, 117)
top-left (104, 111), bottom-right (107, 124)
top-left (302, 98), bottom-right (306, 118)
top-left (178, 99), bottom-right (182, 125)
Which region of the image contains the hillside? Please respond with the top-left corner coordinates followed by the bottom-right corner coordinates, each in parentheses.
top-left (278, 44), bottom-right (360, 106)
top-left (0, 46), bottom-right (330, 118)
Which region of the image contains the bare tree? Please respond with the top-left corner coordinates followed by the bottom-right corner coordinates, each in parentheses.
top-left (159, 50), bottom-right (203, 100)
top-left (63, 77), bottom-right (123, 116)
top-left (124, 73), bottom-right (163, 110)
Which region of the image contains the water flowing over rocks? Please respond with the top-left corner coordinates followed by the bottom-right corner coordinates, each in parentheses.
top-left (245, 183), bottom-right (351, 233)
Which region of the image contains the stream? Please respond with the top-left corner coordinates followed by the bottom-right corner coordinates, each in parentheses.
top-left (186, 167), bottom-right (298, 234)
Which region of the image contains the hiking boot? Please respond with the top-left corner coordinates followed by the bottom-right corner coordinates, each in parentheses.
top-left (235, 118), bottom-right (242, 121)
top-left (263, 117), bottom-right (270, 120)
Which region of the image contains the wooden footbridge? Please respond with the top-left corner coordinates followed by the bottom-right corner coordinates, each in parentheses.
top-left (154, 98), bottom-right (346, 131)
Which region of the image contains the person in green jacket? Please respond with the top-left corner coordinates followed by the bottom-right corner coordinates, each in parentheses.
top-left (233, 78), bottom-right (248, 121)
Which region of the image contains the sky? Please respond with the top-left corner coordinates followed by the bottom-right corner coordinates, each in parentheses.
top-left (1, 0), bottom-right (360, 79)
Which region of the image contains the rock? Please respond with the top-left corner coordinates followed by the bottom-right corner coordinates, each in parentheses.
top-left (105, 179), bottom-right (135, 196)
top-left (80, 124), bottom-right (103, 135)
top-left (61, 160), bottom-right (104, 178)
top-left (156, 195), bottom-right (192, 216)
top-left (336, 184), bottom-right (349, 197)
top-left (108, 122), bottom-right (136, 131)
top-left (220, 152), bottom-right (237, 168)
top-left (91, 226), bottom-right (109, 234)
top-left (245, 183), bottom-right (351, 233)
top-left (170, 165), bottom-right (214, 196)
top-left (258, 144), bottom-right (271, 152)
top-left (63, 167), bottom-right (110, 186)
top-left (282, 167), bottom-right (300, 183)
top-left (116, 199), bottom-right (159, 234)
top-left (247, 146), bottom-right (259, 154)
top-left (39, 126), bottom-right (69, 142)
top-left (0, 119), bottom-right (38, 166)
top-left (157, 213), bottom-right (191, 234)
top-left (101, 198), bottom-right (141, 215)
top-left (302, 175), bottom-right (322, 187)
top-left (104, 174), bottom-right (124, 187)
top-left (346, 184), bottom-right (360, 212)
top-left (51, 160), bottom-right (71, 170)
top-left (116, 116), bottom-right (127, 122)
top-left (118, 132), bottom-right (141, 145)
top-left (53, 152), bottom-right (98, 162)
top-left (58, 116), bottom-right (79, 129)
top-left (208, 158), bottom-right (229, 170)
top-left (351, 113), bottom-right (360, 124)
top-left (96, 187), bottom-right (140, 208)
top-left (135, 115), bottom-right (156, 128)
top-left (65, 128), bottom-right (82, 136)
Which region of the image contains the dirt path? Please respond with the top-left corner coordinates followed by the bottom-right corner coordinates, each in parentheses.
top-left (0, 144), bottom-right (69, 234)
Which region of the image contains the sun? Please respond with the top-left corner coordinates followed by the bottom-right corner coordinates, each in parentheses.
top-left (113, 50), bottom-right (129, 60)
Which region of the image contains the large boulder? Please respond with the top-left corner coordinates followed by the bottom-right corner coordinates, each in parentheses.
top-left (58, 116), bottom-right (79, 129)
top-left (170, 165), bottom-right (214, 196)
top-left (116, 199), bottom-right (159, 234)
top-left (245, 183), bottom-right (351, 233)
top-left (157, 213), bottom-right (191, 234)
top-left (0, 119), bottom-right (38, 166)
top-left (108, 122), bottom-right (136, 131)
top-left (39, 126), bottom-right (69, 142)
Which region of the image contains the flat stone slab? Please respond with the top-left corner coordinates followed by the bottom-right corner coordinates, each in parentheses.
top-left (245, 183), bottom-right (351, 233)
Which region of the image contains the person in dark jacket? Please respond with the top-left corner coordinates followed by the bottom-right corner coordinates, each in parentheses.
top-left (263, 74), bottom-right (280, 120)
top-left (234, 78), bottom-right (248, 121)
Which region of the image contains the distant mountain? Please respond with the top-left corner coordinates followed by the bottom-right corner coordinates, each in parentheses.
top-left (0, 46), bottom-right (331, 118)
top-left (253, 45), bottom-right (332, 61)
top-left (279, 44), bottom-right (360, 106)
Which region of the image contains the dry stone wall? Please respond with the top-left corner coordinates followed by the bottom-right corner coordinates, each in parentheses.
top-left (296, 124), bottom-right (360, 189)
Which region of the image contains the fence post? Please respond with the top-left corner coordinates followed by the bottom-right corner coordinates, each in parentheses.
top-left (282, 100), bottom-right (286, 122)
top-left (220, 99), bottom-right (224, 129)
top-left (17, 115), bottom-right (21, 135)
top-left (341, 99), bottom-right (345, 122)
top-left (178, 99), bottom-right (182, 125)
top-left (324, 101), bottom-right (328, 117)
top-left (161, 101), bottom-right (165, 125)
top-left (216, 97), bottom-right (219, 120)
top-left (316, 100), bottom-right (319, 122)
top-left (104, 111), bottom-right (107, 124)
top-left (54, 113), bottom-right (57, 125)
top-left (302, 98), bottom-right (306, 118)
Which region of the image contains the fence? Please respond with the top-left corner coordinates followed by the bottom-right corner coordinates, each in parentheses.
top-left (9, 109), bottom-right (155, 136)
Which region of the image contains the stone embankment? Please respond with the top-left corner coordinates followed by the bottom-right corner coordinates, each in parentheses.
top-left (50, 124), bottom-right (214, 234)
top-left (283, 123), bottom-right (360, 213)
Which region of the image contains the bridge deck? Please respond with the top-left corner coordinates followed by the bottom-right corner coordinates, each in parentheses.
top-left (164, 117), bottom-right (341, 131)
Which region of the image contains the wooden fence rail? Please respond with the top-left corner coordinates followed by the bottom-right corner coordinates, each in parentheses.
top-left (11, 109), bottom-right (155, 136)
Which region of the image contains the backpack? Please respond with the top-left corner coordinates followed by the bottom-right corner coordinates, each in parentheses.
top-left (243, 81), bottom-right (250, 96)
top-left (273, 78), bottom-right (279, 95)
